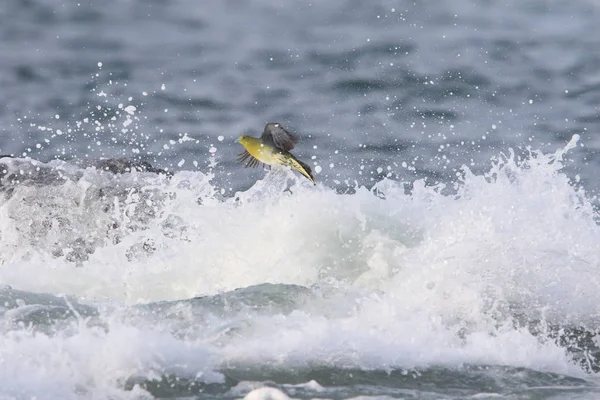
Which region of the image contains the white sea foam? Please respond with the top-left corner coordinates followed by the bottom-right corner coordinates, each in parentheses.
top-left (0, 320), bottom-right (222, 399)
top-left (244, 387), bottom-right (291, 400)
top-left (0, 137), bottom-right (599, 398)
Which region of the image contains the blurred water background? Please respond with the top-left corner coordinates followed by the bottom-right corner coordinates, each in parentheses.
top-left (0, 0), bottom-right (598, 191)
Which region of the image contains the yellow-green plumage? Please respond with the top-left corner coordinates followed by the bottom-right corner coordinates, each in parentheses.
top-left (237, 123), bottom-right (315, 185)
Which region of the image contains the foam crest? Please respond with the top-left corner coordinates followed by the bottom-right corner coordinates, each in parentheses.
top-left (1, 138), bottom-right (599, 313)
top-left (218, 298), bottom-right (576, 375)
top-left (0, 137), bottom-right (599, 389)
top-left (379, 140), bottom-right (600, 327)
top-left (0, 319), bottom-right (222, 399)
top-left (0, 161), bottom-right (418, 301)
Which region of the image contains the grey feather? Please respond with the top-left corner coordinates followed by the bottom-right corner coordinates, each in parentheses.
top-left (236, 150), bottom-right (264, 169)
top-left (261, 123), bottom-right (298, 152)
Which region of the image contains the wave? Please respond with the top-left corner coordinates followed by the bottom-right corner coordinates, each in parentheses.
top-left (1, 135), bottom-right (600, 398)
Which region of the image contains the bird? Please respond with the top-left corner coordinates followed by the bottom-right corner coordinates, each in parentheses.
top-left (236, 123), bottom-right (315, 185)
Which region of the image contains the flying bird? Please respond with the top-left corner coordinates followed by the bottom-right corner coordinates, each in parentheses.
top-left (236, 123), bottom-right (315, 185)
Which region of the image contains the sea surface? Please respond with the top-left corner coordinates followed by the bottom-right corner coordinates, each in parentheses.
top-left (1, 0), bottom-right (600, 399)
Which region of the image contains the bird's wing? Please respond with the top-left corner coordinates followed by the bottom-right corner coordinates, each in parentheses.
top-left (236, 150), bottom-right (264, 169)
top-left (261, 123), bottom-right (298, 151)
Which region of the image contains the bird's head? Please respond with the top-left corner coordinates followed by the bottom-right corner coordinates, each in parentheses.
top-left (237, 135), bottom-right (260, 147)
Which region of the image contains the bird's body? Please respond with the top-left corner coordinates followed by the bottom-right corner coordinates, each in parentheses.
top-left (237, 123), bottom-right (315, 185)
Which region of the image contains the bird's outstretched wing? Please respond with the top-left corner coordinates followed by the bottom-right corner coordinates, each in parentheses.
top-left (261, 123), bottom-right (298, 152)
top-left (236, 150), bottom-right (264, 168)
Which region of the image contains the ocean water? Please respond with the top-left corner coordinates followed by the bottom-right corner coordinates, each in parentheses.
top-left (1, 0), bottom-right (600, 399)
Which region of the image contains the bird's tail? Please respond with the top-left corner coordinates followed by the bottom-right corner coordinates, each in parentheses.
top-left (288, 156), bottom-right (315, 185)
